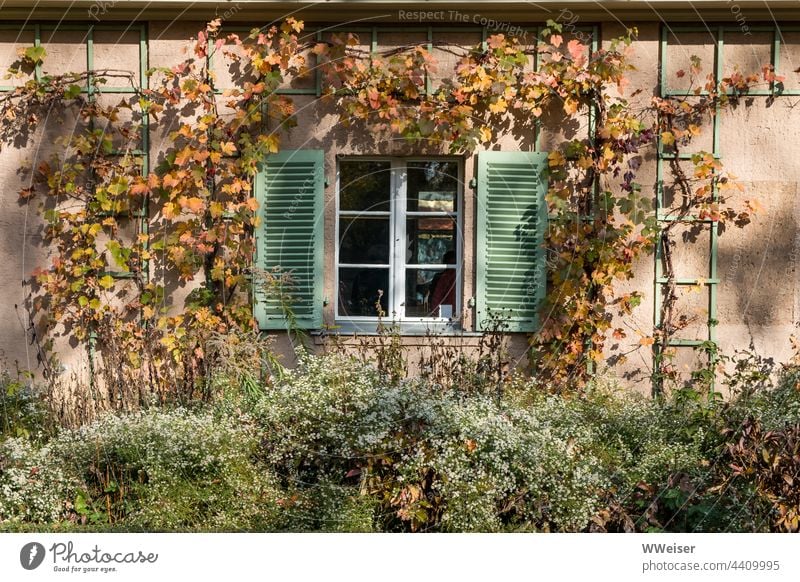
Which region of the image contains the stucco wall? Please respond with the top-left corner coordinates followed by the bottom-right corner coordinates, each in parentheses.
top-left (1, 18), bottom-right (798, 391)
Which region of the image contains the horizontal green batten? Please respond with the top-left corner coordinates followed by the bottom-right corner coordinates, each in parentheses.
top-left (665, 339), bottom-right (713, 347)
top-left (39, 25), bottom-right (146, 32)
top-left (663, 90), bottom-right (713, 97)
top-left (659, 152), bottom-right (721, 160)
top-left (656, 277), bottom-right (719, 284)
top-left (95, 211), bottom-right (147, 218)
top-left (656, 214), bottom-right (717, 223)
top-left (102, 271), bottom-right (137, 279)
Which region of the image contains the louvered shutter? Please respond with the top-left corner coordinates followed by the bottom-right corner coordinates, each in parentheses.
top-left (254, 150), bottom-right (325, 330)
top-left (476, 151), bottom-right (548, 332)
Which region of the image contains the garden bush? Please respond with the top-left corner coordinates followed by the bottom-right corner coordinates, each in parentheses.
top-left (2, 351), bottom-right (800, 532)
top-left (1, 408), bottom-right (285, 530)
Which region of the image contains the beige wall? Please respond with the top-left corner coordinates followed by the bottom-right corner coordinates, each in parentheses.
top-left (1, 18), bottom-right (799, 391)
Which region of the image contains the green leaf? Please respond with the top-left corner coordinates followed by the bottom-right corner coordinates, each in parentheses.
top-left (64, 84), bottom-right (82, 99)
top-left (98, 275), bottom-right (115, 290)
top-left (23, 45), bottom-right (47, 64)
top-left (106, 240), bottom-right (131, 272)
top-left (107, 179), bottom-right (129, 196)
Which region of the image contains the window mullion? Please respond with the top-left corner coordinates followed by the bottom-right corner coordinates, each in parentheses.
top-left (393, 160), bottom-right (407, 320)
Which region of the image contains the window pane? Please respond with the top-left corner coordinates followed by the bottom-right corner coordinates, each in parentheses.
top-left (338, 267), bottom-right (390, 316)
top-left (407, 161), bottom-right (459, 212)
top-left (339, 217), bottom-right (390, 264)
top-left (405, 217), bottom-right (457, 265)
top-left (405, 268), bottom-right (457, 318)
top-left (339, 161), bottom-right (391, 212)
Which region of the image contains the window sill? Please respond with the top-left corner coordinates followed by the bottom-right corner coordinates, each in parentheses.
top-left (312, 321), bottom-right (484, 337)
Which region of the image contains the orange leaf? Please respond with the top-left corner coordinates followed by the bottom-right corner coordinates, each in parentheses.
top-left (180, 196), bottom-right (205, 213)
top-left (567, 39), bottom-right (585, 61)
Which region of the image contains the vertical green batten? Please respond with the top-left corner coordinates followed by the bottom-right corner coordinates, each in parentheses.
top-left (315, 29), bottom-right (323, 97)
top-left (772, 28), bottom-right (781, 96)
top-left (426, 27), bottom-right (433, 96)
top-left (87, 25), bottom-right (97, 389)
top-left (585, 25), bottom-right (600, 377)
top-left (707, 27), bottom-right (724, 383)
top-left (140, 24), bottom-right (150, 292)
top-left (533, 26), bottom-right (541, 152)
top-left (86, 26), bottom-right (94, 97)
top-left (34, 24), bottom-right (42, 81)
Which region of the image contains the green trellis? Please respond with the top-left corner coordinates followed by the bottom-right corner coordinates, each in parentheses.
top-left (655, 24), bottom-right (796, 391)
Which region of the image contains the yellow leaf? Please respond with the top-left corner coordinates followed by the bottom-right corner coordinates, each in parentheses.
top-left (661, 131), bottom-right (675, 146)
top-left (489, 97), bottom-right (507, 114)
top-left (98, 275), bottom-right (115, 290)
top-left (548, 151), bottom-right (565, 168)
top-left (209, 201), bottom-right (224, 218)
top-left (563, 97), bottom-right (579, 115)
top-left (479, 126), bottom-right (493, 143)
top-left (162, 202), bottom-right (180, 219)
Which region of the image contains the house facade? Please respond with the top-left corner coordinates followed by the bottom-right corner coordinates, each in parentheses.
top-left (1, 1), bottom-right (799, 390)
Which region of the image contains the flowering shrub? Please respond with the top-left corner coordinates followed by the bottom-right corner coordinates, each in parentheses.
top-left (1, 409), bottom-right (285, 530)
top-left (252, 353), bottom-right (709, 531)
top-left (0, 438), bottom-right (76, 523)
top-left (2, 352), bottom-right (800, 532)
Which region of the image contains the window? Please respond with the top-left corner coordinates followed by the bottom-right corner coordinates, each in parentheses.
top-left (336, 158), bottom-right (462, 327)
top-left (255, 150), bottom-right (546, 334)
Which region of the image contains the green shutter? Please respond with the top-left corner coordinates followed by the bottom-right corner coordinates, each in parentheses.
top-left (476, 151), bottom-right (548, 332)
top-left (254, 150), bottom-right (325, 330)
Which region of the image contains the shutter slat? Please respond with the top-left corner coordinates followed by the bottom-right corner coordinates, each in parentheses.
top-left (476, 151), bottom-right (548, 333)
top-left (254, 150), bottom-right (325, 330)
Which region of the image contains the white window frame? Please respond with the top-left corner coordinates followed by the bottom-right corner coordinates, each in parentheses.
top-left (335, 156), bottom-right (463, 330)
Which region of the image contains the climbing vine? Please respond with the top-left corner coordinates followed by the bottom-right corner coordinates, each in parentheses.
top-left (2, 18), bottom-right (313, 400)
top-left (319, 21), bottom-right (776, 389)
top-left (0, 17), bottom-right (780, 397)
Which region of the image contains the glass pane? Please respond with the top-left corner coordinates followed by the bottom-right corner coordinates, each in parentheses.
top-left (339, 161), bottom-right (391, 212)
top-left (339, 217), bottom-right (390, 264)
top-left (338, 267), bottom-right (390, 316)
top-left (405, 217), bottom-right (457, 265)
top-left (405, 268), bottom-right (457, 318)
top-left (407, 161), bottom-right (459, 212)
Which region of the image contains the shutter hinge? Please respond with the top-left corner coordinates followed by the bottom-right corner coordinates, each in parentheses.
top-left (468, 177), bottom-right (477, 189)
top-left (467, 297), bottom-right (475, 308)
